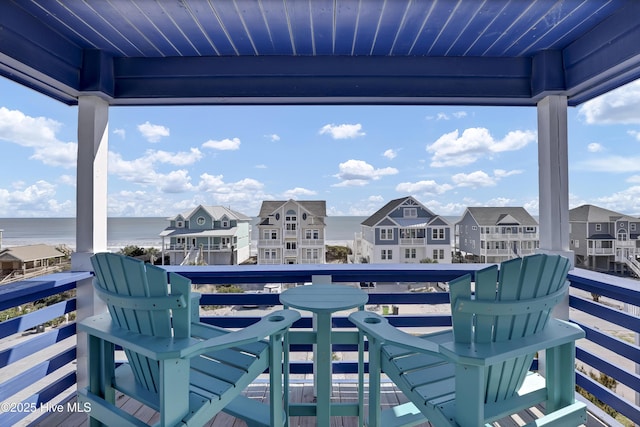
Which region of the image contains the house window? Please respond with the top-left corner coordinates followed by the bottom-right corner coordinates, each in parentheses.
top-left (381, 249), bottom-right (393, 260)
top-left (404, 208), bottom-right (417, 218)
top-left (263, 249), bottom-right (277, 259)
top-left (431, 228), bottom-right (445, 240)
top-left (404, 248), bottom-right (416, 259)
top-left (305, 229), bottom-right (320, 239)
top-left (177, 221), bottom-right (184, 228)
top-left (286, 242), bottom-right (297, 250)
top-left (196, 216), bottom-right (205, 225)
top-left (472, 226), bottom-right (477, 230)
top-left (595, 224), bottom-right (602, 231)
top-left (222, 220), bottom-right (229, 228)
top-left (432, 249), bottom-right (445, 260)
top-left (574, 240), bottom-right (579, 248)
top-left (632, 224), bottom-right (637, 231)
top-left (263, 229), bottom-right (278, 240)
top-left (525, 226), bottom-right (536, 232)
top-left (380, 228), bottom-right (394, 240)
top-left (306, 248), bottom-right (320, 259)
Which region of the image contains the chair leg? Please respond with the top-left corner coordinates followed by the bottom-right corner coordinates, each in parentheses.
top-left (545, 342), bottom-right (576, 412)
top-left (367, 338), bottom-right (383, 427)
top-left (88, 335), bottom-right (114, 427)
top-left (270, 331), bottom-right (285, 427)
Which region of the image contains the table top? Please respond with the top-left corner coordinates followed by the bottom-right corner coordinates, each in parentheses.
top-left (279, 284), bottom-right (368, 313)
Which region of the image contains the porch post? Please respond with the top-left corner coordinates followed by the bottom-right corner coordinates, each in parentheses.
top-left (71, 95), bottom-right (109, 389)
top-left (538, 95), bottom-right (573, 321)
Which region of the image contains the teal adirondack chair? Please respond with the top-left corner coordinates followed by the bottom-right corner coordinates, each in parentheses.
top-left (350, 254), bottom-right (587, 427)
top-left (77, 253), bottom-right (300, 427)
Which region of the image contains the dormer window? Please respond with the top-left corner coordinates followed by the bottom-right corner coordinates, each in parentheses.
top-left (176, 221), bottom-right (184, 228)
top-left (404, 208), bottom-right (417, 218)
top-left (222, 220), bottom-right (229, 228)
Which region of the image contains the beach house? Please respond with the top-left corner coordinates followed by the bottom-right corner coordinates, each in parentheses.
top-left (160, 205), bottom-right (252, 266)
top-left (4, 2), bottom-right (640, 425)
top-left (358, 196), bottom-right (452, 264)
top-left (570, 204), bottom-right (640, 276)
top-left (256, 200), bottom-right (326, 265)
top-left (455, 207), bottom-right (540, 263)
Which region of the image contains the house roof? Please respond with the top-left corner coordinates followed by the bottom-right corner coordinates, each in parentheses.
top-left (1, 1), bottom-right (639, 107)
top-left (362, 196), bottom-right (443, 228)
top-left (258, 200), bottom-right (327, 219)
top-left (570, 204), bottom-right (637, 223)
top-left (0, 244), bottom-right (65, 262)
top-left (168, 205), bottom-right (251, 222)
top-left (461, 207), bottom-right (538, 226)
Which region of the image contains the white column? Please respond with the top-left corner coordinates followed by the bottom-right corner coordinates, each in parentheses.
top-left (71, 95), bottom-right (109, 389)
top-left (537, 96), bottom-right (572, 381)
top-left (537, 95), bottom-right (573, 265)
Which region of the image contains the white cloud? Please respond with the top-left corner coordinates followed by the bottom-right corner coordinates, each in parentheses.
top-left (578, 80), bottom-right (640, 125)
top-left (333, 159), bottom-right (398, 187)
top-left (452, 171), bottom-right (497, 187)
top-left (113, 128), bottom-right (126, 139)
top-left (265, 134), bottom-right (281, 141)
top-left (59, 175), bottom-right (76, 187)
top-left (196, 174), bottom-right (272, 212)
top-left (587, 143), bottom-right (604, 152)
top-left (395, 180), bottom-right (453, 195)
top-left (319, 123), bottom-right (365, 139)
top-left (138, 121), bottom-right (170, 143)
top-left (255, 164), bottom-right (267, 169)
top-left (593, 185), bottom-right (640, 214)
top-left (282, 187), bottom-right (317, 198)
top-left (383, 149), bottom-right (397, 159)
top-left (628, 130), bottom-right (640, 141)
top-left (146, 148), bottom-right (202, 166)
top-left (575, 155), bottom-right (640, 173)
top-left (628, 175), bottom-right (640, 184)
top-left (368, 195), bottom-right (384, 203)
top-left (159, 170), bottom-right (193, 193)
top-left (202, 137), bottom-right (241, 150)
top-left (108, 148), bottom-right (202, 190)
top-left (426, 111), bottom-right (467, 121)
top-left (0, 106), bottom-right (77, 168)
top-left (426, 128), bottom-right (536, 167)
top-left (0, 180), bottom-right (72, 217)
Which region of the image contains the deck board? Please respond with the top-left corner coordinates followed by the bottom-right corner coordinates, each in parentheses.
top-left (31, 381), bottom-right (582, 427)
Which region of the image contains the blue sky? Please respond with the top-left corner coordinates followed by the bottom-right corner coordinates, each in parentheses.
top-left (1, 76), bottom-right (640, 218)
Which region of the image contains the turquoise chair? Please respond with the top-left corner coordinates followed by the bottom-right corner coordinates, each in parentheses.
top-left (350, 254), bottom-right (587, 427)
top-left (77, 253), bottom-right (300, 427)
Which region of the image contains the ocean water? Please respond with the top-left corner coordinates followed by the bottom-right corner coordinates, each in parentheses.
top-left (0, 216), bottom-right (368, 251)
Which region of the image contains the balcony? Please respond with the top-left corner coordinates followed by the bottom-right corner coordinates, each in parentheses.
top-left (0, 264), bottom-right (636, 426)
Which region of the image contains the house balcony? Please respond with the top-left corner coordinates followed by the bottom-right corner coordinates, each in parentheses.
top-left (1, 264), bottom-right (636, 427)
top-left (299, 238), bottom-right (324, 246)
top-left (257, 239), bottom-right (283, 247)
top-left (165, 243), bottom-right (232, 251)
top-left (482, 233), bottom-right (540, 240)
top-left (587, 248), bottom-right (616, 256)
top-left (399, 237), bottom-right (426, 245)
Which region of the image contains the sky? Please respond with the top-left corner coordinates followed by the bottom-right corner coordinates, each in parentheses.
top-left (1, 76), bottom-right (640, 218)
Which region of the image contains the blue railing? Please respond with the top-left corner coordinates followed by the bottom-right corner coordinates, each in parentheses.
top-left (0, 265), bottom-right (638, 426)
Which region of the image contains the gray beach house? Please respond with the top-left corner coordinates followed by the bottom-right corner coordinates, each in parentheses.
top-left (455, 207), bottom-right (539, 263)
top-left (356, 196), bottom-right (452, 264)
top-left (256, 200), bottom-right (327, 265)
top-left (160, 205), bottom-right (252, 265)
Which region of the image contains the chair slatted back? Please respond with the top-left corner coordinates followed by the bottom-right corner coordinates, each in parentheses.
top-left (449, 254), bottom-right (570, 404)
top-left (91, 253), bottom-right (192, 394)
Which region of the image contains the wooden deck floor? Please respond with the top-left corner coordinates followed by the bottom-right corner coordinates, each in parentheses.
top-left (32, 379), bottom-right (559, 427)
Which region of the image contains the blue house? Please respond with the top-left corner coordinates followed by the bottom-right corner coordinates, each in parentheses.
top-left (357, 196), bottom-right (452, 264)
top-left (160, 205), bottom-right (252, 265)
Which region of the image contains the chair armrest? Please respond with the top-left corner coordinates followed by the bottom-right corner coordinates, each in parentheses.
top-left (78, 313), bottom-right (196, 360)
top-left (439, 319), bottom-right (585, 366)
top-left (186, 309), bottom-right (300, 357)
top-left (348, 311), bottom-right (441, 355)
